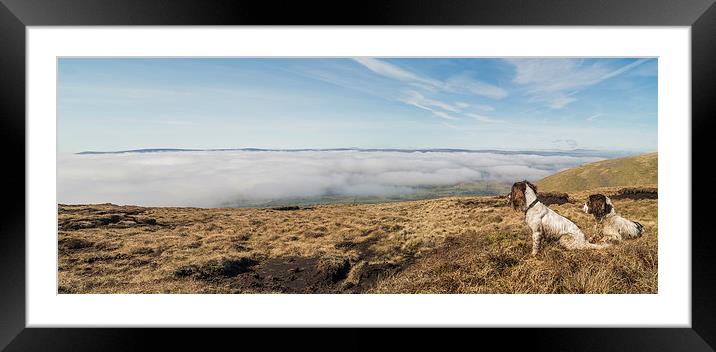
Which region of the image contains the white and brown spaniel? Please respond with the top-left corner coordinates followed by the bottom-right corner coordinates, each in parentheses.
top-left (508, 180), bottom-right (609, 255)
top-left (583, 194), bottom-right (644, 242)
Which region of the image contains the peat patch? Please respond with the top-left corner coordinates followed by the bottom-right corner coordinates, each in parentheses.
top-left (228, 256), bottom-right (351, 293)
top-left (538, 192), bottom-right (570, 206)
top-left (611, 187), bottom-right (658, 200)
top-left (271, 206), bottom-right (314, 211)
top-left (59, 212), bottom-right (161, 230)
top-left (177, 257), bottom-right (259, 280)
top-left (58, 238), bottom-right (94, 251)
top-left (457, 197), bottom-right (506, 208)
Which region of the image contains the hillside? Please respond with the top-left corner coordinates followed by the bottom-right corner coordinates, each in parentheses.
top-left (537, 152), bottom-right (657, 192)
top-left (58, 185), bottom-right (657, 294)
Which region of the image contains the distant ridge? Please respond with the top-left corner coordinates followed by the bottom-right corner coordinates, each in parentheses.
top-left (76, 147), bottom-right (634, 158)
top-left (77, 148), bottom-right (201, 154)
top-left (537, 152), bottom-right (657, 192)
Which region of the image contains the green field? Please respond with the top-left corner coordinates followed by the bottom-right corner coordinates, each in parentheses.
top-left (222, 181), bottom-right (512, 208)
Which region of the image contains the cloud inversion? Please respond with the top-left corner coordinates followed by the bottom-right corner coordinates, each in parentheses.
top-left (58, 150), bottom-right (603, 207)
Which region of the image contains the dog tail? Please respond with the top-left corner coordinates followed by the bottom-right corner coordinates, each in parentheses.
top-left (634, 221), bottom-right (644, 235)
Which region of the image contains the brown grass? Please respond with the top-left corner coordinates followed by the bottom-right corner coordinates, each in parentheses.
top-left (58, 186), bottom-right (657, 294)
top-left (538, 152), bottom-right (657, 192)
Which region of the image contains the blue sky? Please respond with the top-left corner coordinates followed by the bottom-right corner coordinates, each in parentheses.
top-left (57, 58), bottom-right (657, 153)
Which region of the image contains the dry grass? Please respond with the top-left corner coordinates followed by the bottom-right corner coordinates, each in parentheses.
top-left (58, 186), bottom-right (657, 294)
top-left (538, 152), bottom-right (657, 192)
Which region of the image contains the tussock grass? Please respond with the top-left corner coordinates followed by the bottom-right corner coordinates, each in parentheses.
top-left (58, 186), bottom-right (657, 294)
top-left (371, 187), bottom-right (657, 294)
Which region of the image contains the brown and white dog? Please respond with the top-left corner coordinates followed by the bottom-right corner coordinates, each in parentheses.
top-left (508, 180), bottom-right (609, 255)
top-left (583, 194), bottom-right (644, 242)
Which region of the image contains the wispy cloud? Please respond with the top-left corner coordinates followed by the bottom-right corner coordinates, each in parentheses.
top-left (431, 111), bottom-right (459, 120)
top-left (445, 74), bottom-right (508, 99)
top-left (552, 139), bottom-right (579, 150)
top-left (507, 58), bottom-right (650, 109)
top-left (586, 113), bottom-right (603, 122)
top-left (399, 91), bottom-right (460, 120)
top-left (467, 113), bottom-right (503, 123)
top-left (547, 95), bottom-right (577, 109)
top-left (401, 90), bottom-right (460, 113)
top-left (441, 122), bottom-right (459, 129)
top-left (455, 102), bottom-right (494, 111)
top-left (352, 58), bottom-right (507, 121)
top-left (352, 58), bottom-right (440, 87)
top-left (600, 59), bottom-right (651, 81)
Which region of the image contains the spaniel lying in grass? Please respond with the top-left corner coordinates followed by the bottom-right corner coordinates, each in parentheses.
top-left (508, 181), bottom-right (609, 255)
top-left (583, 194), bottom-right (644, 242)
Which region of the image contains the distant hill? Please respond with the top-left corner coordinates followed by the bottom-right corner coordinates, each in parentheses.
top-left (76, 147), bottom-right (629, 158)
top-left (537, 152), bottom-right (657, 192)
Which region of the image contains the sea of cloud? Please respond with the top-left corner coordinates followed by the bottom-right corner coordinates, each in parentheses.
top-left (57, 150), bottom-right (603, 207)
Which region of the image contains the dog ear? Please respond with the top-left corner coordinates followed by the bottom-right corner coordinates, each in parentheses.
top-left (524, 180), bottom-right (537, 194)
top-left (588, 194), bottom-right (609, 219)
top-left (509, 182), bottom-right (527, 210)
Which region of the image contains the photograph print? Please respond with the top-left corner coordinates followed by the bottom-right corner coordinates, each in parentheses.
top-left (57, 57), bottom-right (658, 294)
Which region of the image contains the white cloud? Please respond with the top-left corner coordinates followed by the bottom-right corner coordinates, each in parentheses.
top-left (546, 93), bottom-right (578, 109)
top-left (445, 74), bottom-right (508, 99)
top-left (352, 58), bottom-right (440, 87)
top-left (599, 59), bottom-right (650, 81)
top-left (586, 113), bottom-right (603, 122)
top-left (467, 113), bottom-right (503, 123)
top-left (352, 58), bottom-right (508, 120)
top-left (551, 139), bottom-right (579, 150)
top-left (400, 90), bottom-right (461, 113)
top-left (399, 91), bottom-right (460, 120)
top-left (353, 58), bottom-right (508, 100)
top-left (431, 111), bottom-right (459, 120)
top-left (57, 150), bottom-right (602, 207)
top-left (507, 58), bottom-right (649, 109)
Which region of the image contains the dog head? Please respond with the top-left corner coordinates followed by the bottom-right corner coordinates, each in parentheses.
top-left (583, 194), bottom-right (613, 220)
top-left (508, 180), bottom-right (537, 211)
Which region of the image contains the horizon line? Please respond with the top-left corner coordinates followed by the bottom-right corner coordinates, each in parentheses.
top-left (72, 147), bottom-right (655, 156)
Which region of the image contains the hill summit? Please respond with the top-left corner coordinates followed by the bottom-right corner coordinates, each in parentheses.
top-left (537, 152), bottom-right (657, 192)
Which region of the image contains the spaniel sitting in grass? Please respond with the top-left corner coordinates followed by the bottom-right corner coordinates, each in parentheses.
top-left (508, 180), bottom-right (609, 255)
top-left (583, 194), bottom-right (644, 243)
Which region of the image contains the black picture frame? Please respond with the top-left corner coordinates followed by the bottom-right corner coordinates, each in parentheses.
top-left (1, 0), bottom-right (714, 350)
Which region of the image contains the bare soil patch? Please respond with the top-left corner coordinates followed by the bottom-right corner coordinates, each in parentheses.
top-left (610, 187), bottom-right (658, 200)
top-left (537, 192), bottom-right (571, 206)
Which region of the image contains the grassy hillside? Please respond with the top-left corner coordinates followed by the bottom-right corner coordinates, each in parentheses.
top-left (58, 185), bottom-right (657, 294)
top-left (537, 152), bottom-right (657, 192)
